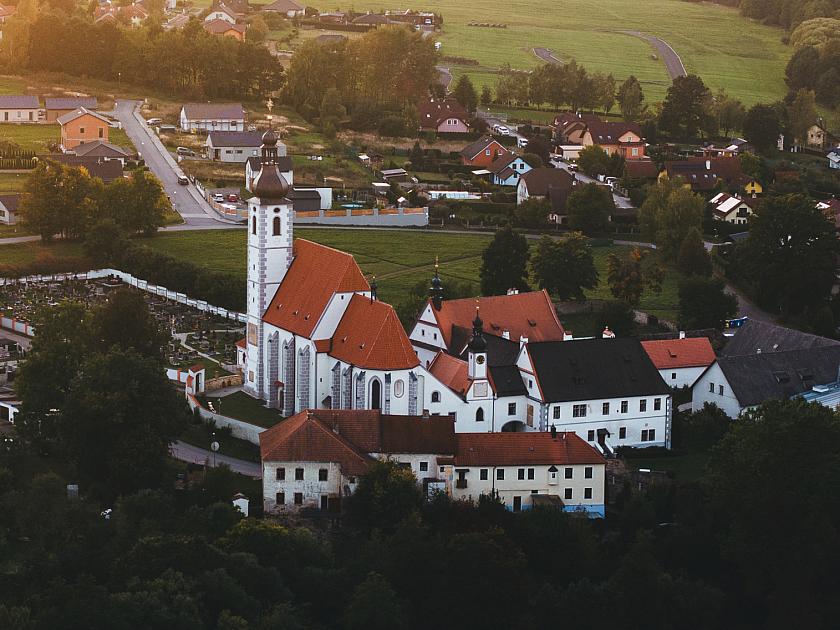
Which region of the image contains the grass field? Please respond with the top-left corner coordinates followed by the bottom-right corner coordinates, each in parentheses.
top-left (308, 0), bottom-right (792, 107)
top-left (0, 123), bottom-right (133, 152)
top-left (0, 229), bottom-right (682, 321)
top-left (0, 172), bottom-right (28, 192)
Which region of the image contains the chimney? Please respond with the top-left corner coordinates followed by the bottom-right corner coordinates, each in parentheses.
top-left (507, 287), bottom-right (519, 295)
top-left (502, 329), bottom-right (510, 340)
top-left (679, 330), bottom-right (686, 339)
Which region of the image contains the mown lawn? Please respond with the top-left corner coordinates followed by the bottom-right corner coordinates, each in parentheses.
top-left (0, 124), bottom-right (133, 152)
top-left (0, 172), bottom-right (29, 192)
top-left (308, 0), bottom-right (792, 106)
top-left (201, 391), bottom-right (283, 428)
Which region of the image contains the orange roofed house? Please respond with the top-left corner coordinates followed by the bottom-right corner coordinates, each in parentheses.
top-left (259, 408), bottom-right (606, 516)
top-left (57, 107), bottom-right (110, 151)
top-left (641, 336), bottom-right (716, 389)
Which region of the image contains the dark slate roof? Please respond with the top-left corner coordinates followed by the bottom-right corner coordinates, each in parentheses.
top-left (452, 327), bottom-right (520, 367)
top-left (44, 97), bottom-right (98, 110)
top-left (717, 346), bottom-right (840, 408)
top-left (46, 155), bottom-right (124, 183)
top-left (0, 95), bottom-right (39, 109)
top-left (207, 131), bottom-right (262, 147)
top-left (181, 102), bottom-right (245, 120)
top-left (289, 188), bottom-right (321, 200)
top-left (247, 156), bottom-right (293, 172)
top-left (0, 194), bottom-right (21, 213)
top-left (528, 338), bottom-right (670, 402)
top-left (489, 365), bottom-right (527, 396)
top-left (721, 320), bottom-right (840, 357)
top-left (73, 140), bottom-right (132, 158)
top-left (521, 167), bottom-right (575, 197)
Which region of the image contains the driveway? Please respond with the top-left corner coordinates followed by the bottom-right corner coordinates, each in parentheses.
top-left (170, 440), bottom-right (262, 478)
top-left (112, 100), bottom-right (239, 228)
top-left (617, 31), bottom-right (687, 81)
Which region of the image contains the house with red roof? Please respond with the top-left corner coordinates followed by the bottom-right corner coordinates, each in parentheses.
top-left (641, 336), bottom-right (716, 389)
top-left (259, 408), bottom-right (606, 515)
top-left (459, 136), bottom-right (510, 168)
top-left (418, 97), bottom-right (470, 134)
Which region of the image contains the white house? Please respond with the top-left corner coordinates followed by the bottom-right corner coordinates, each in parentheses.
top-left (451, 431), bottom-right (606, 516)
top-left (641, 336), bottom-right (716, 389)
top-left (204, 6), bottom-right (237, 23)
top-left (206, 131), bottom-right (265, 162)
top-left (829, 149), bottom-right (840, 170)
top-left (516, 168), bottom-right (576, 215)
top-left (0, 194), bottom-right (19, 225)
top-left (709, 192), bottom-right (753, 225)
top-left (259, 408), bottom-right (606, 516)
top-left (0, 95), bottom-right (39, 123)
top-left (245, 155), bottom-right (292, 190)
top-left (180, 103), bottom-right (245, 132)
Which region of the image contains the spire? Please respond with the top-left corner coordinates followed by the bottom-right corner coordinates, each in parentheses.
top-left (468, 302), bottom-right (486, 352)
top-left (252, 105), bottom-right (289, 200)
top-left (430, 255), bottom-right (443, 310)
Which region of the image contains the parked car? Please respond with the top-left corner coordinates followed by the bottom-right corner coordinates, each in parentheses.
top-left (177, 175), bottom-right (189, 186)
top-left (227, 193), bottom-right (239, 202)
top-left (517, 137), bottom-right (529, 148)
top-left (212, 193), bottom-right (225, 202)
top-left (493, 124), bottom-right (511, 136)
top-left (176, 146), bottom-right (196, 157)
top-left (146, 117), bottom-right (162, 125)
top-left (567, 163), bottom-right (579, 172)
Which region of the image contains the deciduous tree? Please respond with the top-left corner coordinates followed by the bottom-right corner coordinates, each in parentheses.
top-left (658, 74), bottom-right (713, 139)
top-left (480, 226), bottom-right (531, 295)
top-left (566, 183), bottom-right (613, 235)
top-left (639, 178), bottom-right (704, 261)
top-left (618, 75), bottom-right (645, 122)
top-left (606, 248), bottom-right (663, 306)
top-left (677, 276), bottom-right (736, 329)
top-left (531, 233), bottom-right (598, 301)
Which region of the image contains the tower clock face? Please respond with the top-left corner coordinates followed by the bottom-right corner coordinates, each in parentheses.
top-left (476, 355), bottom-right (485, 365)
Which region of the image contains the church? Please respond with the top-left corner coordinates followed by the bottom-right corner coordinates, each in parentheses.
top-left (238, 131), bottom-right (673, 449)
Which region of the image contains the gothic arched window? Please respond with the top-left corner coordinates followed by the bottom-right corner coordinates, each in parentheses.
top-left (273, 216), bottom-right (281, 236)
top-left (476, 407), bottom-right (485, 422)
top-left (371, 379), bottom-right (382, 410)
top-left (251, 215), bottom-right (257, 235)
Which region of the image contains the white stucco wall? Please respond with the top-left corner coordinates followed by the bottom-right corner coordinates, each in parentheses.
top-left (658, 366), bottom-right (706, 389)
top-left (691, 362), bottom-right (742, 418)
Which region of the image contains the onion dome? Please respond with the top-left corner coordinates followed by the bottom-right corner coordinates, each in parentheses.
top-left (468, 306), bottom-right (487, 353)
top-left (253, 165), bottom-right (289, 200)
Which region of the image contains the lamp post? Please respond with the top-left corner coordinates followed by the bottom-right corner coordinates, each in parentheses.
top-left (210, 431), bottom-right (219, 468)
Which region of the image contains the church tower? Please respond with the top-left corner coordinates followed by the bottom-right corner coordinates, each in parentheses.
top-left (467, 306), bottom-right (488, 381)
top-left (245, 129), bottom-right (293, 400)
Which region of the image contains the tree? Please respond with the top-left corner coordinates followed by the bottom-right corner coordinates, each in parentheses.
top-left (677, 276), bottom-right (736, 329)
top-left (480, 85), bottom-right (493, 107)
top-left (713, 89), bottom-right (746, 136)
top-left (737, 194), bottom-right (838, 314)
top-left (706, 399), bottom-right (840, 627)
top-left (90, 289), bottom-right (169, 360)
top-left (787, 88), bottom-right (818, 146)
top-left (531, 233), bottom-right (598, 301)
top-left (319, 86), bottom-right (346, 135)
top-left (785, 45), bottom-right (821, 91)
top-left (345, 460), bottom-right (423, 532)
top-left (246, 15), bottom-right (268, 42)
top-left (452, 74), bottom-right (478, 113)
top-left (84, 218), bottom-right (128, 267)
top-left (343, 573), bottom-right (406, 630)
top-left (524, 135), bottom-right (551, 165)
top-left (606, 248), bottom-right (663, 306)
top-left (515, 197), bottom-right (550, 229)
top-left (577, 145), bottom-right (611, 178)
top-left (639, 178), bottom-right (704, 261)
top-left (742, 104), bottom-right (783, 153)
top-left (617, 75), bottom-right (645, 122)
top-left (479, 226), bottom-right (531, 296)
top-left (677, 228), bottom-right (712, 277)
top-left (658, 74), bottom-right (712, 139)
top-left (566, 183), bottom-right (613, 235)
top-left (592, 72), bottom-right (616, 114)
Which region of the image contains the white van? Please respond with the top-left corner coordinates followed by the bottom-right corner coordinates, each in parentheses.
top-left (517, 137), bottom-right (529, 148)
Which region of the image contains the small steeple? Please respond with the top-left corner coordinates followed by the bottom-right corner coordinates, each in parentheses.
top-left (370, 275), bottom-right (377, 302)
top-left (430, 255), bottom-right (443, 310)
top-left (468, 303), bottom-right (486, 352)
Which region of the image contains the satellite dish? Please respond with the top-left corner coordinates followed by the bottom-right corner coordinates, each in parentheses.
top-left (210, 441), bottom-right (220, 452)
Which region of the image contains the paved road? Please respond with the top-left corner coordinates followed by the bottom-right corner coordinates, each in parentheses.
top-left (170, 440), bottom-right (262, 478)
top-left (618, 31), bottom-right (686, 81)
top-left (550, 158), bottom-right (635, 210)
top-left (533, 47), bottom-right (563, 65)
top-left (113, 100), bottom-right (238, 228)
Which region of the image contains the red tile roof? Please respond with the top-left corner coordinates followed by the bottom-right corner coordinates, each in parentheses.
top-left (641, 337), bottom-right (716, 370)
top-left (328, 294), bottom-right (420, 370)
top-left (454, 432), bottom-right (605, 467)
top-left (235, 338), bottom-right (246, 348)
top-left (263, 239), bottom-right (369, 338)
top-left (431, 290), bottom-right (564, 348)
top-left (259, 411), bottom-right (373, 476)
top-left (428, 351), bottom-right (469, 396)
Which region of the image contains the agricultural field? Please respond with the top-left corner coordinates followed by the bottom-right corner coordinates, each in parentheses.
top-left (307, 0), bottom-right (792, 106)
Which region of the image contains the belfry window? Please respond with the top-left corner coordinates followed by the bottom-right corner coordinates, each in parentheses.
top-left (273, 216), bottom-right (281, 236)
top-left (251, 216), bottom-right (256, 235)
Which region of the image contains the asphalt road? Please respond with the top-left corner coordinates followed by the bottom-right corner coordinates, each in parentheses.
top-left (618, 31), bottom-right (687, 81)
top-left (550, 158), bottom-right (635, 210)
top-left (113, 100), bottom-right (238, 228)
top-left (170, 440), bottom-right (262, 478)
top-left (533, 47), bottom-right (563, 65)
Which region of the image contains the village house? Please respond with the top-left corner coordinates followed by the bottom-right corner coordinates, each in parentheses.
top-left (164, 12), bottom-right (191, 30)
top-left (57, 107), bottom-right (111, 151)
top-left (418, 97), bottom-right (470, 134)
top-left (828, 148), bottom-right (840, 170)
top-left (259, 408), bottom-right (606, 516)
top-left (0, 194), bottom-right (20, 225)
top-left (641, 336), bottom-right (716, 389)
top-left (262, 0), bottom-right (305, 18)
top-left (692, 320), bottom-right (840, 418)
top-left (0, 95), bottom-right (39, 123)
top-left (487, 154), bottom-right (536, 187)
top-left (71, 140), bottom-right (132, 164)
top-left (702, 138), bottom-right (753, 158)
top-left (206, 131), bottom-right (264, 162)
top-left (708, 192), bottom-right (754, 225)
top-left (245, 154), bottom-right (292, 190)
top-left (180, 103), bottom-right (245, 132)
top-left (806, 121), bottom-right (833, 149)
top-left (94, 2), bottom-right (149, 26)
top-left (48, 154), bottom-right (125, 183)
top-left (44, 97), bottom-right (98, 123)
top-left (351, 12), bottom-right (391, 26)
top-left (661, 157), bottom-right (745, 193)
top-left (516, 168), bottom-right (577, 223)
top-left (553, 112), bottom-right (600, 145)
top-left (623, 159), bottom-right (658, 182)
top-left (204, 3), bottom-right (239, 23)
top-left (204, 19), bottom-right (246, 40)
top-left (581, 121), bottom-right (646, 160)
top-left (460, 136), bottom-right (510, 168)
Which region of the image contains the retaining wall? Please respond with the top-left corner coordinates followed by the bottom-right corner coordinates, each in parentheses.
top-left (187, 393), bottom-right (265, 444)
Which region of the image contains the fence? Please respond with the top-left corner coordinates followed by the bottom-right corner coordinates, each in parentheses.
top-left (187, 393), bottom-right (265, 444)
top-left (293, 206), bottom-right (428, 226)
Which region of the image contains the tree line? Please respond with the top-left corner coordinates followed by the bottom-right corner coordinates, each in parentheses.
top-left (0, 11), bottom-right (284, 99)
top-left (702, 0), bottom-right (840, 30)
top-left (784, 18), bottom-right (840, 109)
